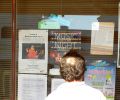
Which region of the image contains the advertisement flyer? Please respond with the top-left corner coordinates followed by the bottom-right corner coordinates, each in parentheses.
top-left (18, 30), bottom-right (48, 74)
top-left (85, 64), bottom-right (116, 100)
top-left (48, 30), bottom-right (81, 69)
top-left (91, 22), bottom-right (114, 55)
top-left (18, 74), bottom-right (47, 100)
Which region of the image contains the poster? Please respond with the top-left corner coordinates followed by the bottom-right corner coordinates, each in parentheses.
top-left (18, 74), bottom-right (47, 100)
top-left (51, 78), bottom-right (65, 91)
top-left (85, 64), bottom-right (116, 100)
top-left (118, 3), bottom-right (120, 68)
top-left (48, 30), bottom-right (81, 71)
top-left (91, 22), bottom-right (114, 55)
top-left (18, 30), bottom-right (48, 74)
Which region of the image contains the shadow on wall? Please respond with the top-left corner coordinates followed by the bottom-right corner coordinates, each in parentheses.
top-left (1, 26), bottom-right (12, 38)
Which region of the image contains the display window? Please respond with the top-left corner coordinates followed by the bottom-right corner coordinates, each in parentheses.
top-left (0, 0), bottom-right (119, 100)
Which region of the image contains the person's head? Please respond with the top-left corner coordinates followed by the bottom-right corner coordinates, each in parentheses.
top-left (60, 49), bottom-right (86, 82)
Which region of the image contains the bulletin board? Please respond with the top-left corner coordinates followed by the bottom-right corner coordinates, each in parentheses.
top-left (17, 28), bottom-right (117, 100)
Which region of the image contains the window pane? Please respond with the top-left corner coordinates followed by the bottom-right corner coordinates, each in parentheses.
top-left (0, 0), bottom-right (12, 99)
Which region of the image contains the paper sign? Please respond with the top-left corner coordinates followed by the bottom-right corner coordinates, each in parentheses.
top-left (91, 22), bottom-right (114, 55)
top-left (18, 74), bottom-right (47, 100)
top-left (85, 65), bottom-right (116, 100)
top-left (18, 30), bottom-right (48, 74)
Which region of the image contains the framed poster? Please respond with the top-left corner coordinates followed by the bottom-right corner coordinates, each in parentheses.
top-left (48, 30), bottom-right (81, 70)
top-left (18, 30), bottom-right (48, 74)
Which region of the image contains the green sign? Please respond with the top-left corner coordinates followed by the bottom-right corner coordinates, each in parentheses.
top-left (38, 20), bottom-right (60, 29)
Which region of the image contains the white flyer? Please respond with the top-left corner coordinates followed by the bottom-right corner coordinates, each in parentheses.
top-left (91, 22), bottom-right (114, 55)
top-left (18, 74), bottom-right (47, 100)
top-left (18, 30), bottom-right (48, 73)
top-left (51, 78), bottom-right (65, 91)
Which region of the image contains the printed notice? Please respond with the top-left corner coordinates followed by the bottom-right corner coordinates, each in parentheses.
top-left (91, 22), bottom-right (114, 55)
top-left (18, 74), bottom-right (47, 100)
top-left (18, 30), bottom-right (48, 73)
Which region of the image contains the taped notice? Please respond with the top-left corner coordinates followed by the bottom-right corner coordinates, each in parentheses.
top-left (91, 22), bottom-right (114, 55)
top-left (18, 74), bottom-right (47, 100)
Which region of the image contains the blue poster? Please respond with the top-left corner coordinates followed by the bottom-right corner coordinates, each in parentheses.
top-left (85, 63), bottom-right (116, 100)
